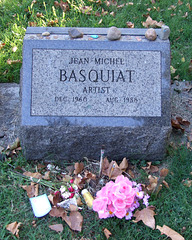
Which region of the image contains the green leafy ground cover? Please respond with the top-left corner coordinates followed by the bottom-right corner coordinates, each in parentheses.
top-left (0, 147), bottom-right (192, 239)
top-left (0, 0), bottom-right (192, 83)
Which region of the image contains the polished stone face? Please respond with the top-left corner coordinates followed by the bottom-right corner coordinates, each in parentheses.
top-left (31, 49), bottom-right (161, 117)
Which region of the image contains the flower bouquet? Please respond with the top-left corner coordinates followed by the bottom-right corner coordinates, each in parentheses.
top-left (93, 175), bottom-right (149, 219)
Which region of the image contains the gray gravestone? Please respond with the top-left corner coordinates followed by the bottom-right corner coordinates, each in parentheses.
top-left (20, 27), bottom-right (171, 161)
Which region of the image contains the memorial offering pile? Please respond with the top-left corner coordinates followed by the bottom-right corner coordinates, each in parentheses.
top-left (1, 140), bottom-right (188, 239)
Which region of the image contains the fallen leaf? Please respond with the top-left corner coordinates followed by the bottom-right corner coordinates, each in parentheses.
top-left (21, 183), bottom-right (38, 198)
top-left (178, 0), bottom-right (183, 6)
top-left (182, 179), bottom-right (192, 187)
top-left (142, 16), bottom-right (163, 28)
top-left (49, 206), bottom-right (66, 217)
top-left (126, 22), bottom-right (134, 28)
top-left (69, 204), bottom-right (79, 211)
top-left (59, 0), bottom-right (69, 12)
top-left (170, 65), bottom-right (177, 74)
top-left (36, 12), bottom-right (43, 17)
top-left (84, 170), bottom-right (96, 180)
top-left (98, 19), bottom-right (103, 24)
top-left (133, 207), bottom-right (156, 229)
top-left (23, 171), bottom-right (42, 179)
top-left (76, 197), bottom-right (83, 206)
top-left (102, 160), bottom-right (122, 179)
top-left (142, 162), bottom-right (159, 173)
top-left (110, 11), bottom-right (115, 16)
top-left (62, 211), bottom-right (83, 232)
top-left (28, 21), bottom-right (37, 27)
top-left (53, 191), bottom-right (62, 206)
top-left (119, 157), bottom-right (128, 171)
top-left (48, 194), bottom-right (54, 205)
top-left (43, 171), bottom-right (50, 180)
top-left (163, 180), bottom-right (169, 188)
top-left (160, 168), bottom-right (169, 177)
top-left (176, 117), bottom-right (190, 127)
top-left (156, 225), bottom-right (185, 240)
top-left (0, 42), bottom-right (5, 50)
top-left (74, 162), bottom-right (84, 175)
top-left (49, 224), bottom-right (63, 232)
top-left (79, 6), bottom-right (92, 15)
top-left (117, 3), bottom-right (125, 8)
top-left (171, 119), bottom-right (185, 132)
top-left (6, 221), bottom-right (22, 238)
top-left (104, 228), bottom-right (112, 239)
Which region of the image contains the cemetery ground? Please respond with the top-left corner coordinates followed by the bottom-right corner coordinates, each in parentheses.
top-left (0, 0), bottom-right (192, 239)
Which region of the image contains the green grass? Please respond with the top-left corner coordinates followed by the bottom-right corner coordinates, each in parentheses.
top-left (0, 147), bottom-right (192, 239)
top-left (0, 0), bottom-right (191, 83)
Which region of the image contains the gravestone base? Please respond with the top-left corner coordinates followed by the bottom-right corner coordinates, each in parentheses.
top-left (20, 126), bottom-right (171, 161)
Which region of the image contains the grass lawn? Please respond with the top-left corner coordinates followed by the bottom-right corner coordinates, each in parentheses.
top-left (0, 0), bottom-right (192, 239)
top-left (0, 147), bottom-right (192, 239)
top-left (0, 0), bottom-right (191, 83)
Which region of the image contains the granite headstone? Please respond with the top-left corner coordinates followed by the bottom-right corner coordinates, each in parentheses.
top-left (20, 27), bottom-right (171, 161)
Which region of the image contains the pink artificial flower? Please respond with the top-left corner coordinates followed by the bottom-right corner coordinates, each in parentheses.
top-left (98, 210), bottom-right (110, 219)
top-left (68, 186), bottom-right (74, 192)
top-left (69, 193), bottom-right (75, 198)
top-left (115, 175), bottom-right (132, 187)
top-left (113, 198), bottom-right (126, 210)
top-left (92, 197), bottom-right (108, 212)
top-left (70, 179), bottom-right (74, 184)
top-left (114, 208), bottom-right (126, 219)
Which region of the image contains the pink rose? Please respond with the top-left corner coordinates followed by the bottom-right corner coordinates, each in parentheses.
top-left (98, 210), bottom-right (110, 219)
top-left (114, 208), bottom-right (126, 219)
top-left (113, 198), bottom-right (126, 210)
top-left (93, 197), bottom-right (108, 212)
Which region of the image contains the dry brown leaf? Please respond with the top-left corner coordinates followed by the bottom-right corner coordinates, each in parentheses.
top-left (162, 180), bottom-right (169, 188)
top-left (49, 206), bottom-right (66, 217)
top-left (48, 194), bottom-right (54, 205)
top-left (23, 171), bottom-right (42, 179)
top-left (43, 171), bottom-right (50, 180)
top-left (142, 162), bottom-right (159, 173)
top-left (74, 176), bottom-right (86, 189)
top-left (79, 6), bottom-right (92, 15)
top-left (171, 119), bottom-right (185, 132)
top-left (53, 191), bottom-right (62, 206)
top-left (102, 160), bottom-right (122, 179)
top-left (133, 207), bottom-right (156, 229)
top-left (49, 224), bottom-right (63, 233)
top-left (178, 0), bottom-right (183, 6)
top-left (98, 19), bottom-right (103, 24)
top-left (84, 170), bottom-right (96, 180)
top-left (7, 59), bottom-right (22, 65)
top-left (127, 169), bottom-right (135, 178)
top-left (160, 168), bottom-right (169, 177)
top-left (126, 22), bottom-right (134, 28)
top-left (6, 221), bottom-right (22, 238)
top-left (156, 225), bottom-right (185, 240)
top-left (21, 183), bottom-right (38, 198)
top-left (59, 0), bottom-right (69, 12)
top-left (76, 197), bottom-right (83, 206)
top-left (36, 12), bottom-right (43, 17)
top-left (146, 175), bottom-right (159, 192)
top-left (176, 117), bottom-right (190, 127)
top-left (69, 204), bottom-right (79, 211)
top-left (62, 211), bottom-right (83, 232)
top-left (74, 162), bottom-right (84, 175)
top-left (119, 157), bottom-right (128, 171)
top-left (142, 16), bottom-right (163, 28)
top-left (9, 138), bottom-right (20, 150)
top-left (182, 179), bottom-right (192, 187)
top-left (104, 228), bottom-right (112, 239)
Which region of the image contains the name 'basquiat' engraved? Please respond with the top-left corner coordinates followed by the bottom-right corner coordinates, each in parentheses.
top-left (59, 69), bottom-right (135, 83)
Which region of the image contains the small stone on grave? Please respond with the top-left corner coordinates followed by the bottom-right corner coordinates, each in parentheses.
top-left (107, 26), bottom-right (121, 41)
top-left (159, 25), bottom-right (170, 40)
top-left (68, 28), bottom-right (83, 39)
top-left (145, 28), bottom-right (157, 41)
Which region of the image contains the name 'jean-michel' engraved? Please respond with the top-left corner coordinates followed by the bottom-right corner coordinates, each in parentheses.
top-left (59, 69), bottom-right (135, 82)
